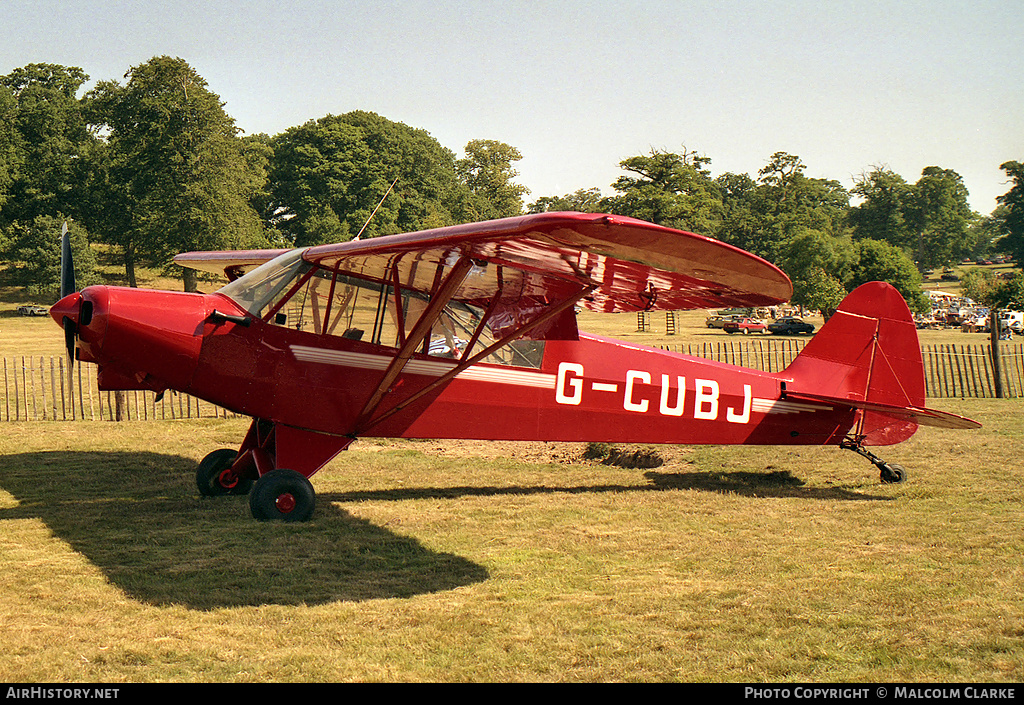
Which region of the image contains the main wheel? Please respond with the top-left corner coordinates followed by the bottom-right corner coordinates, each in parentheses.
top-left (196, 448), bottom-right (251, 496)
top-left (249, 469), bottom-right (316, 522)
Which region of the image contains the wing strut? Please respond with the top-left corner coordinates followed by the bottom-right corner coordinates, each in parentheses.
top-left (353, 282), bottom-right (597, 437)
top-left (351, 256), bottom-right (475, 432)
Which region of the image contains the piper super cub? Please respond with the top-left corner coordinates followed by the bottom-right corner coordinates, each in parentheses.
top-left (50, 212), bottom-right (979, 522)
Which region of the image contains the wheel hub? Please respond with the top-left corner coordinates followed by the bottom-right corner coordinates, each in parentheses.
top-left (217, 469), bottom-right (239, 490)
top-left (275, 492), bottom-right (297, 513)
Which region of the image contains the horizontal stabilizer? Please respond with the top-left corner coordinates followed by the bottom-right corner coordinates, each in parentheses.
top-left (784, 391), bottom-right (981, 430)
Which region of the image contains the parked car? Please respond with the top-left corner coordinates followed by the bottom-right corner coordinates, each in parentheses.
top-left (723, 317), bottom-right (767, 334)
top-left (705, 314), bottom-right (742, 328)
top-left (16, 305), bottom-right (48, 316)
top-left (768, 316), bottom-right (815, 335)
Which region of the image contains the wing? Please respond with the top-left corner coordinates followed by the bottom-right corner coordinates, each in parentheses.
top-left (173, 249), bottom-right (291, 281)
top-left (192, 214), bottom-right (791, 437)
top-left (300, 212), bottom-right (792, 313)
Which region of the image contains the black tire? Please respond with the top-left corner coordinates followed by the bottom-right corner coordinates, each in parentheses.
top-left (196, 448), bottom-right (250, 496)
top-left (880, 463), bottom-right (907, 484)
top-left (249, 469), bottom-right (315, 522)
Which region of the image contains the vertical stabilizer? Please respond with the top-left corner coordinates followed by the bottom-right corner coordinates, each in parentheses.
top-left (784, 282), bottom-right (926, 445)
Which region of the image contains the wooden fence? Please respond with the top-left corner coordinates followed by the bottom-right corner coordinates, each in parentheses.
top-left (1, 355), bottom-right (237, 422)
top-left (660, 339), bottom-right (1024, 399)
top-left (2, 342), bottom-right (1023, 421)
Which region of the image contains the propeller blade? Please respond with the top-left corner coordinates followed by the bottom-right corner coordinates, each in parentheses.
top-left (60, 221), bottom-right (76, 299)
top-left (63, 316), bottom-right (77, 361)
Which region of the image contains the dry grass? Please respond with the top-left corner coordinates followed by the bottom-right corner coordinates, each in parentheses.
top-left (0, 398), bottom-right (1020, 682)
top-left (0, 262), bottom-right (1021, 682)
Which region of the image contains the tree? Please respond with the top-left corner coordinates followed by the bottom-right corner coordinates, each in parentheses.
top-left (0, 64), bottom-right (95, 226)
top-left (752, 152), bottom-right (850, 263)
top-left (715, 153), bottom-right (849, 266)
top-left (601, 147), bottom-right (722, 236)
top-left (996, 160), bottom-right (1024, 263)
top-left (456, 139), bottom-right (529, 219)
top-left (778, 227), bottom-right (855, 314)
top-left (527, 187), bottom-right (604, 214)
top-left (0, 84), bottom-right (18, 217)
top-left (850, 165), bottom-right (976, 269)
top-left (86, 56), bottom-right (267, 289)
top-left (792, 267), bottom-right (847, 320)
top-left (849, 167), bottom-right (914, 247)
top-left (848, 238), bottom-right (929, 313)
top-left (906, 166), bottom-right (976, 269)
top-left (960, 263), bottom-right (1024, 398)
top-left (266, 111), bottom-right (473, 246)
top-left (1, 215), bottom-right (99, 298)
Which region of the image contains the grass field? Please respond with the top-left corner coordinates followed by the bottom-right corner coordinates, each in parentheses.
top-left (0, 397), bottom-right (1020, 682)
top-left (0, 262), bottom-right (1021, 682)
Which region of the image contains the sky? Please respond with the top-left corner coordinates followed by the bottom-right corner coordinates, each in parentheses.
top-left (2, 0), bottom-right (1021, 214)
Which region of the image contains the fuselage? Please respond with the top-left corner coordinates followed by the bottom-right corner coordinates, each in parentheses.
top-left (52, 284), bottom-right (855, 448)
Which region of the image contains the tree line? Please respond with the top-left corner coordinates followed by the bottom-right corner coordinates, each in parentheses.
top-left (0, 57), bottom-right (528, 295)
top-left (1, 56), bottom-right (1022, 315)
top-left (531, 150), bottom-right (1024, 314)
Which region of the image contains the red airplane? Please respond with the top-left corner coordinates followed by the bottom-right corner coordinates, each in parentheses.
top-left (50, 212), bottom-right (979, 522)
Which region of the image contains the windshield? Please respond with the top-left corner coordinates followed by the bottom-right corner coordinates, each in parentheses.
top-left (217, 249), bottom-right (310, 315)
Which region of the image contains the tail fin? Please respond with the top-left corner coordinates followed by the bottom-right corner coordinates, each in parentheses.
top-left (784, 282), bottom-right (979, 445)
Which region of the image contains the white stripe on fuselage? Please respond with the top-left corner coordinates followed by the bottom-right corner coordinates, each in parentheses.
top-left (290, 345), bottom-right (834, 416)
top-left (290, 345), bottom-right (557, 389)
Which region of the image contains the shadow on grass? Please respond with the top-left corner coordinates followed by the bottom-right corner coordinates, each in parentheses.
top-left (0, 450), bottom-right (489, 610)
top-left (324, 467), bottom-right (888, 503)
top-left (0, 450), bottom-right (889, 610)
top-left (644, 468), bottom-right (892, 499)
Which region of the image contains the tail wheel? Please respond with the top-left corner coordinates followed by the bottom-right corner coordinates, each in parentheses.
top-left (197, 448), bottom-right (251, 496)
top-left (880, 463), bottom-right (907, 484)
top-left (249, 469), bottom-right (316, 522)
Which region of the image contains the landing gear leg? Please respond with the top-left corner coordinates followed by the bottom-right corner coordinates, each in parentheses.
top-left (840, 438), bottom-right (907, 484)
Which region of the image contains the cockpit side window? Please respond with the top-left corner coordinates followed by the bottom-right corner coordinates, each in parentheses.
top-left (219, 252), bottom-right (544, 368)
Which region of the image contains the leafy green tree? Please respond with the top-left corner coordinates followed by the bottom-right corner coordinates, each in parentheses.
top-left (0, 84), bottom-right (18, 217)
top-left (86, 56), bottom-right (267, 289)
top-left (779, 227), bottom-right (855, 312)
top-left (960, 261), bottom-right (1024, 398)
top-left (456, 139), bottom-right (529, 219)
top-left (967, 207), bottom-right (1005, 258)
top-left (1, 215), bottom-right (99, 298)
top-left (792, 267), bottom-right (847, 320)
top-left (527, 187), bottom-right (604, 214)
top-left (0, 64), bottom-right (95, 226)
top-left (714, 153), bottom-right (849, 267)
top-left (907, 166), bottom-right (976, 269)
top-left (849, 166), bottom-right (975, 269)
top-left (714, 171), bottom-right (760, 253)
top-left (751, 152), bottom-right (850, 264)
top-left (266, 111), bottom-right (473, 246)
top-left (602, 148), bottom-right (723, 235)
top-left (848, 238), bottom-right (929, 313)
top-left (848, 167), bottom-right (914, 247)
top-left (996, 160), bottom-right (1024, 263)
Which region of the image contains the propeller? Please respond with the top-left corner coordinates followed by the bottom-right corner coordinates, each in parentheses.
top-left (58, 221), bottom-right (78, 361)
